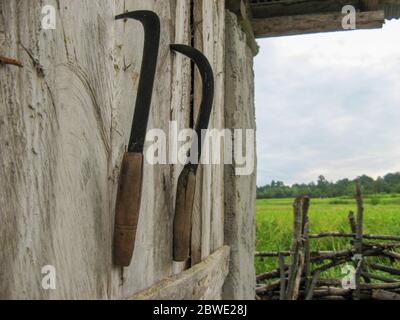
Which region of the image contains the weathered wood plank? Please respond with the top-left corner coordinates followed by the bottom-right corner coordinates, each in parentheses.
top-left (112, 0), bottom-right (191, 298)
top-left (191, 0), bottom-right (205, 267)
top-left (222, 10), bottom-right (257, 300)
top-left (192, 0), bottom-right (225, 264)
top-left (0, 0), bottom-right (227, 300)
top-left (170, 0), bottom-right (193, 275)
top-left (0, 0), bottom-right (114, 299)
top-left (129, 246), bottom-right (230, 300)
top-left (252, 10), bottom-right (385, 38)
top-left (250, 0), bottom-right (360, 19)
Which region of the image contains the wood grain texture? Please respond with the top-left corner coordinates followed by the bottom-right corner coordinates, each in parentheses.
top-left (129, 246), bottom-right (230, 300)
top-left (170, 0), bottom-right (193, 276)
top-left (0, 0), bottom-right (227, 299)
top-left (113, 153), bottom-right (144, 267)
top-left (0, 0), bottom-right (114, 300)
top-left (191, 0), bottom-right (225, 266)
top-left (173, 166), bottom-right (196, 262)
top-left (252, 10), bottom-right (385, 38)
top-left (250, 0), bottom-right (360, 19)
top-left (222, 10), bottom-right (256, 300)
top-left (111, 0), bottom-right (190, 299)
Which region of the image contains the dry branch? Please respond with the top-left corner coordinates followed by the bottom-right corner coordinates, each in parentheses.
top-left (372, 290), bottom-right (400, 300)
top-left (256, 190), bottom-right (400, 300)
top-left (279, 253), bottom-right (286, 300)
top-left (256, 280), bottom-right (281, 294)
top-left (382, 251), bottom-right (400, 260)
top-left (305, 270), bottom-right (321, 300)
top-left (368, 263), bottom-right (400, 276)
top-left (308, 233), bottom-right (400, 241)
top-left (360, 282), bottom-right (400, 290)
top-left (355, 183), bottom-right (364, 255)
top-left (348, 211), bottom-right (357, 234)
top-left (361, 272), bottom-right (397, 283)
top-left (0, 55), bottom-right (23, 67)
top-left (286, 197), bottom-right (306, 300)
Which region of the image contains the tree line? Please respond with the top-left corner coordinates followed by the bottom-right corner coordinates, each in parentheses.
top-left (257, 172), bottom-right (400, 199)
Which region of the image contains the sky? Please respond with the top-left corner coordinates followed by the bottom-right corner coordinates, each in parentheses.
top-left (255, 19), bottom-right (400, 186)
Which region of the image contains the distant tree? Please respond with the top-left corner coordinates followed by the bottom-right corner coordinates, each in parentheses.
top-left (257, 172), bottom-right (400, 199)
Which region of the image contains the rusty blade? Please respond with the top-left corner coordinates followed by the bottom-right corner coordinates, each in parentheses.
top-left (170, 44), bottom-right (214, 171)
top-left (116, 11), bottom-right (160, 153)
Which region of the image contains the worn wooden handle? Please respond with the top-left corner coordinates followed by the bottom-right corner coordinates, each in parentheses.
top-left (173, 165), bottom-right (197, 262)
top-left (114, 152), bottom-right (144, 266)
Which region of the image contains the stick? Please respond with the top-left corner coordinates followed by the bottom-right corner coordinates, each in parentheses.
top-left (382, 251), bottom-right (400, 260)
top-left (286, 197), bottom-right (306, 300)
top-left (372, 290), bottom-right (400, 300)
top-left (256, 280), bottom-right (281, 294)
top-left (363, 242), bottom-right (400, 250)
top-left (317, 279), bottom-right (342, 287)
top-left (317, 295), bottom-right (347, 301)
top-left (312, 288), bottom-right (352, 297)
top-left (360, 282), bottom-right (400, 290)
top-left (305, 270), bottom-right (321, 300)
top-left (255, 251), bottom-right (291, 257)
top-left (355, 182), bottom-right (364, 255)
top-left (279, 253), bottom-right (286, 300)
top-left (348, 211), bottom-right (357, 234)
top-left (256, 246), bottom-right (400, 259)
top-left (0, 55), bottom-right (23, 67)
top-left (266, 285), bottom-right (400, 299)
top-left (368, 263), bottom-right (400, 276)
top-left (301, 197), bottom-right (311, 293)
top-left (256, 249), bottom-right (350, 259)
top-left (312, 258), bottom-right (349, 275)
top-left (361, 271), bottom-right (397, 283)
top-left (257, 268), bottom-right (286, 282)
top-left (354, 183), bottom-right (364, 300)
top-left (257, 246), bottom-right (389, 282)
top-left (303, 221), bottom-right (312, 293)
top-left (308, 233), bottom-right (400, 241)
top-left (257, 278), bottom-right (342, 295)
top-left (301, 196), bottom-right (310, 232)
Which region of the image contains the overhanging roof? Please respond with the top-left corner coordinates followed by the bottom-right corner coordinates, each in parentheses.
top-left (247, 0), bottom-right (400, 38)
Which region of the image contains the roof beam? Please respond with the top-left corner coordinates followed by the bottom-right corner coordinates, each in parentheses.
top-left (252, 10), bottom-right (385, 38)
top-left (249, 0), bottom-right (361, 19)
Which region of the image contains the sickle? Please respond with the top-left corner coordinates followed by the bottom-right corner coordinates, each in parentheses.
top-left (170, 45), bottom-right (215, 262)
top-left (113, 10), bottom-right (160, 267)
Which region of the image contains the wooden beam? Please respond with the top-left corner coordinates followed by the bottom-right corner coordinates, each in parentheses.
top-left (360, 0), bottom-right (381, 11)
top-left (252, 10), bottom-right (385, 38)
top-left (227, 0), bottom-right (259, 55)
top-left (128, 246), bottom-right (230, 300)
top-left (250, 0), bottom-right (360, 19)
top-left (226, 0), bottom-right (243, 14)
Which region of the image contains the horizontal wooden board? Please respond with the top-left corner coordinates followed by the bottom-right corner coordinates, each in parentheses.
top-left (129, 246), bottom-right (230, 300)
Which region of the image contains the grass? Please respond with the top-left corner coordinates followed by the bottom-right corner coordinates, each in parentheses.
top-left (256, 194), bottom-right (400, 281)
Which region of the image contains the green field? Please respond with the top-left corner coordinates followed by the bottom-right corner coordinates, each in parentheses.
top-left (256, 194), bottom-right (400, 280)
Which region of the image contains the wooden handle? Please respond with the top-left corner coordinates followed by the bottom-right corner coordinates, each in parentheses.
top-left (113, 152), bottom-right (144, 266)
top-left (173, 165), bottom-right (197, 262)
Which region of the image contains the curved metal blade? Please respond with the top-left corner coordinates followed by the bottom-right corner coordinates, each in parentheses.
top-left (170, 45), bottom-right (215, 169)
top-left (116, 11), bottom-right (160, 153)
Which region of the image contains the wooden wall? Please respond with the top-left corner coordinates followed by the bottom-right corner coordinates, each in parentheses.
top-left (0, 0), bottom-right (228, 299)
top-left (223, 10), bottom-right (257, 300)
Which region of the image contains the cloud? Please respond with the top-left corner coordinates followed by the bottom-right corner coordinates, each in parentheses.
top-left (255, 20), bottom-right (400, 186)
